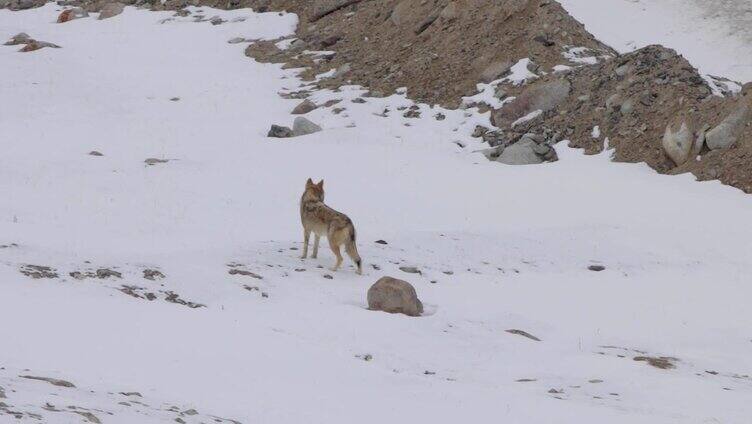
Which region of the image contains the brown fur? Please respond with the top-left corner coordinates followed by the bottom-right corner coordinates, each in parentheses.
top-left (300, 178), bottom-right (362, 274)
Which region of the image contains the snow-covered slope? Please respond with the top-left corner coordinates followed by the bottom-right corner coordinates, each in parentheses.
top-left (559, 0), bottom-right (752, 83)
top-left (1, 4), bottom-right (751, 423)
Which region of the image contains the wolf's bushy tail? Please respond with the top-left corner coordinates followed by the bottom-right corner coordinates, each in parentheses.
top-left (346, 225), bottom-right (362, 273)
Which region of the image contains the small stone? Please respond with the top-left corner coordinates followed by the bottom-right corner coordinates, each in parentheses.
top-left (588, 265), bottom-right (606, 272)
top-left (89, 151), bottom-right (103, 156)
top-left (291, 99), bottom-right (317, 115)
top-left (144, 158), bottom-right (169, 165)
top-left (374, 240), bottom-right (388, 245)
top-left (399, 266), bottom-right (421, 274)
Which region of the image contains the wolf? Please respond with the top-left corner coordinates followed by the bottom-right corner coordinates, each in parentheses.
top-left (300, 178), bottom-right (362, 275)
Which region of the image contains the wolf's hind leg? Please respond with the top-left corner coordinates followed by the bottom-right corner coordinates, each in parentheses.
top-left (329, 240), bottom-right (343, 272)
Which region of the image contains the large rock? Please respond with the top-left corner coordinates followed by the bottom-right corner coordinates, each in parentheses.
top-left (367, 277), bottom-right (423, 317)
top-left (493, 79), bottom-right (571, 126)
top-left (4, 33), bottom-right (31, 46)
top-left (291, 99), bottom-right (317, 115)
top-left (495, 138), bottom-right (543, 165)
top-left (662, 121), bottom-right (693, 165)
top-left (57, 7), bottom-right (88, 23)
top-left (311, 0), bottom-right (362, 21)
top-left (706, 102), bottom-right (751, 150)
top-left (98, 2), bottom-right (124, 20)
top-left (292, 117), bottom-right (322, 136)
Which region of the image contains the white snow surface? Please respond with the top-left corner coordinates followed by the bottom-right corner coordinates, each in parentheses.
top-left (558, 0), bottom-right (752, 83)
top-left (1, 4), bottom-right (751, 424)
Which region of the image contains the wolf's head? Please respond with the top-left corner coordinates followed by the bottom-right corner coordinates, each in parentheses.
top-left (303, 178), bottom-right (325, 202)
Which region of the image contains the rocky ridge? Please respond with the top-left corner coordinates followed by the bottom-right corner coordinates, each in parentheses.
top-left (3, 0), bottom-right (752, 191)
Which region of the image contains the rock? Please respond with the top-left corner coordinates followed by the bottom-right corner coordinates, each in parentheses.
top-left (292, 117), bottom-right (322, 136)
top-left (227, 37), bottom-right (245, 44)
top-left (57, 7), bottom-right (88, 23)
top-left (588, 265), bottom-right (606, 272)
top-left (4, 32), bottom-right (31, 45)
top-left (333, 63), bottom-right (351, 79)
top-left (291, 99), bottom-right (317, 115)
top-left (20, 375), bottom-right (75, 388)
top-left (98, 2), bottom-right (124, 20)
top-left (494, 79), bottom-right (571, 125)
top-left (479, 60), bottom-right (512, 83)
top-left (439, 1), bottom-right (458, 22)
top-left (88, 150), bottom-right (103, 156)
top-left (472, 125), bottom-right (489, 138)
top-left (144, 158), bottom-right (168, 165)
top-left (19, 40), bottom-right (60, 52)
top-left (367, 276), bottom-right (423, 317)
top-left (311, 0), bottom-right (362, 21)
top-left (619, 99), bottom-right (634, 115)
top-left (706, 102), bottom-right (751, 150)
top-left (662, 121), bottom-right (693, 165)
top-left (399, 266), bottom-right (421, 274)
top-left (142, 269), bottom-right (164, 280)
top-left (320, 34), bottom-right (342, 48)
top-left (374, 240), bottom-right (388, 244)
top-left (390, 0), bottom-right (411, 26)
top-left (496, 138), bottom-right (542, 165)
top-left (268, 124), bottom-right (294, 138)
top-left (96, 268), bottom-right (122, 279)
top-left (505, 329), bottom-right (541, 341)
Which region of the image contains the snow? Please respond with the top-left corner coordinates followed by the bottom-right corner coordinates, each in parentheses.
top-left (558, 0), bottom-right (752, 83)
top-left (1, 4), bottom-right (752, 424)
top-left (462, 58), bottom-right (536, 108)
top-left (512, 109), bottom-right (543, 127)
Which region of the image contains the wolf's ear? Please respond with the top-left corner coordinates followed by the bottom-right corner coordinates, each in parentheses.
top-left (317, 179), bottom-right (324, 189)
top-left (306, 178), bottom-right (314, 187)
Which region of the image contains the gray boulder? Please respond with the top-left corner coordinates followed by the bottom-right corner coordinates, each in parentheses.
top-left (268, 125), bottom-right (293, 138)
top-left (98, 2), bottom-right (124, 20)
top-left (706, 102), bottom-right (750, 150)
top-left (291, 99), bottom-right (317, 115)
top-left (496, 139), bottom-right (543, 165)
top-left (495, 134), bottom-right (556, 165)
top-left (367, 276), bottom-right (423, 317)
top-left (292, 117), bottom-right (322, 136)
top-left (662, 121), bottom-right (693, 165)
top-left (4, 33), bottom-right (31, 45)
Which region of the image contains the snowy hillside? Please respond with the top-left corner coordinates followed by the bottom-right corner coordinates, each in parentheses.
top-left (1, 3), bottom-right (751, 423)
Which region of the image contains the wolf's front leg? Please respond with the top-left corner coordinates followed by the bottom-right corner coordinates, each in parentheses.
top-left (312, 235), bottom-right (320, 259)
top-left (301, 229), bottom-right (311, 259)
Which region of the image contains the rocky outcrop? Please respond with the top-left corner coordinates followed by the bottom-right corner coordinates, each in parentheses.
top-left (367, 276), bottom-right (423, 317)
